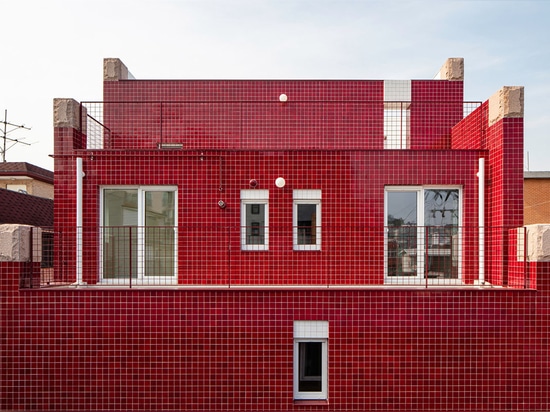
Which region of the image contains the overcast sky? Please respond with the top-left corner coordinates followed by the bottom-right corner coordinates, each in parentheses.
top-left (2, 0), bottom-right (549, 171)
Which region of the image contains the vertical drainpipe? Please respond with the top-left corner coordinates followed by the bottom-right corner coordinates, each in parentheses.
top-left (478, 158), bottom-right (485, 284)
top-left (75, 157), bottom-right (86, 286)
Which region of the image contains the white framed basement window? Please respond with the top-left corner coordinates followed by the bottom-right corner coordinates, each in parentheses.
top-left (293, 321), bottom-right (328, 401)
top-left (293, 190), bottom-right (321, 251)
top-left (100, 186), bottom-right (178, 284)
top-left (241, 189), bottom-right (269, 251)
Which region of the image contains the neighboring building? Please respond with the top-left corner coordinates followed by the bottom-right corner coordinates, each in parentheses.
top-left (0, 188), bottom-right (53, 227)
top-left (524, 171), bottom-right (550, 224)
top-left (0, 162), bottom-right (54, 199)
top-left (0, 188), bottom-right (54, 285)
top-left (2, 58), bottom-right (548, 412)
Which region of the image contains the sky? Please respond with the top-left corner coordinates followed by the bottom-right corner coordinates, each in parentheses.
top-left (1, 0), bottom-right (549, 171)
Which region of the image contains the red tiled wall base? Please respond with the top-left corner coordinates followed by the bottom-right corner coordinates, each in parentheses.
top-left (0, 262), bottom-right (40, 291)
top-left (1, 277), bottom-right (548, 411)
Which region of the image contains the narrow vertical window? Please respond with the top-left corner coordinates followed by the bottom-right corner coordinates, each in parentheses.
top-left (241, 190), bottom-right (269, 251)
top-left (293, 190), bottom-right (321, 251)
top-left (294, 321), bottom-right (328, 400)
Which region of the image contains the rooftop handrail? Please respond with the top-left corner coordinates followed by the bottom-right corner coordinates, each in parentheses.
top-left (79, 101), bottom-right (482, 150)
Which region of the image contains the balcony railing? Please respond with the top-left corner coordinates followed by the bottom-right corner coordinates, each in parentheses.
top-left (79, 101), bottom-right (482, 150)
top-left (19, 225), bottom-right (532, 289)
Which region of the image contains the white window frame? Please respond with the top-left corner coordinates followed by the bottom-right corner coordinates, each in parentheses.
top-left (240, 189), bottom-right (269, 251)
top-left (100, 185), bottom-right (178, 285)
top-left (293, 321), bottom-right (328, 400)
top-left (384, 186), bottom-right (462, 285)
top-left (293, 190), bottom-right (321, 251)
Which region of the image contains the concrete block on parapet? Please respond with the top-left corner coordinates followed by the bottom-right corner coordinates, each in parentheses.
top-left (104, 58), bottom-right (134, 81)
top-left (436, 58), bottom-right (464, 81)
top-left (53, 98), bottom-right (86, 130)
top-left (489, 86), bottom-right (524, 126)
top-left (519, 224), bottom-right (550, 262)
top-left (0, 224), bottom-right (42, 263)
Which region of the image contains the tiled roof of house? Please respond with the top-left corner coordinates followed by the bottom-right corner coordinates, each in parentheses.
top-left (0, 188), bottom-right (53, 227)
top-left (0, 162), bottom-right (53, 184)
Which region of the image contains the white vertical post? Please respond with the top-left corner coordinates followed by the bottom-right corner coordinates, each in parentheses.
top-left (75, 157), bottom-right (86, 286)
top-left (478, 158), bottom-right (485, 285)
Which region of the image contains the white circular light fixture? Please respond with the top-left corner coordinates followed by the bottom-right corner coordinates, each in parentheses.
top-left (279, 93), bottom-right (288, 103)
top-left (275, 177), bottom-right (286, 188)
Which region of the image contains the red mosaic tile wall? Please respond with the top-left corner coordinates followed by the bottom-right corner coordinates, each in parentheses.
top-left (484, 117), bottom-right (524, 285)
top-left (451, 102), bottom-right (487, 150)
top-left (410, 80), bottom-right (464, 149)
top-left (1, 266), bottom-right (549, 412)
top-left (451, 102), bottom-right (525, 285)
top-left (60, 148), bottom-right (483, 286)
top-left (101, 79), bottom-right (463, 151)
top-left (103, 80), bottom-right (386, 150)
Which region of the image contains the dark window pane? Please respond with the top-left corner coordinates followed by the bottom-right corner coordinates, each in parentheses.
top-left (299, 342), bottom-right (322, 392)
top-left (387, 191), bottom-right (417, 277)
top-left (424, 189), bottom-right (459, 279)
top-left (245, 203), bottom-right (265, 245)
top-left (297, 204), bottom-right (317, 245)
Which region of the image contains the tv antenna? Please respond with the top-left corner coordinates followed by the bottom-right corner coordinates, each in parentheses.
top-left (1, 109), bottom-right (32, 162)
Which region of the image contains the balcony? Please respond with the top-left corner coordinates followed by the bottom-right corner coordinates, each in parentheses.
top-left (19, 225), bottom-right (532, 290)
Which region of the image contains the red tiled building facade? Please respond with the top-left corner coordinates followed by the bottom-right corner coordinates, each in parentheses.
top-left (1, 58), bottom-right (549, 412)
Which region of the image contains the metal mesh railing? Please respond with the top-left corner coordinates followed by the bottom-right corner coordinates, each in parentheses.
top-left (81, 101), bottom-right (482, 150)
top-left (19, 225), bottom-right (531, 289)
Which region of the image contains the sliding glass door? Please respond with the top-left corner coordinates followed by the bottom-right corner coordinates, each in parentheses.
top-left (102, 186), bottom-right (177, 283)
top-left (385, 187), bottom-right (460, 283)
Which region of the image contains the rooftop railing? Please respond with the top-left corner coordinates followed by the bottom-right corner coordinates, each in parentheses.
top-left (79, 101), bottom-right (482, 150)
